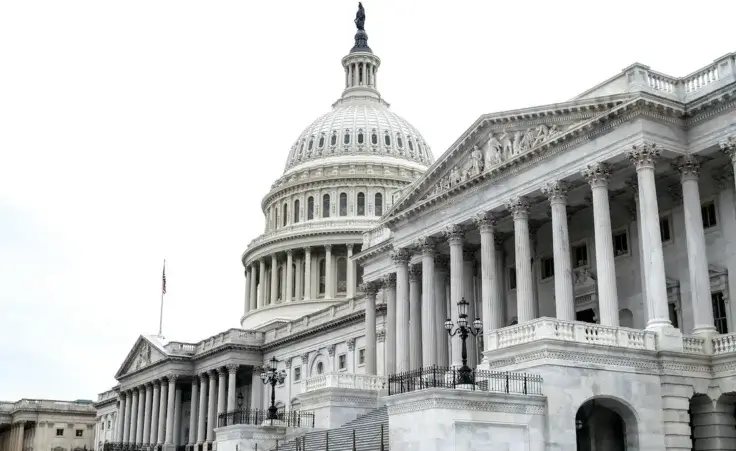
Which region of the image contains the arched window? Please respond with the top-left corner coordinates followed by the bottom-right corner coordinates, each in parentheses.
top-left (357, 192), bottom-right (365, 216)
top-left (316, 362), bottom-right (324, 374)
top-left (322, 194), bottom-right (331, 218)
top-left (319, 259), bottom-right (326, 295)
top-left (343, 130), bottom-right (351, 145)
top-left (371, 130), bottom-right (378, 145)
top-left (408, 139), bottom-right (414, 152)
top-left (356, 263), bottom-right (364, 287)
top-left (275, 208), bottom-right (280, 229)
top-left (357, 130), bottom-right (364, 144)
top-left (397, 134), bottom-right (403, 149)
top-left (339, 193), bottom-right (348, 216)
top-left (337, 257), bottom-right (347, 293)
top-left (283, 203), bottom-right (288, 227)
top-left (293, 199), bottom-right (300, 223)
top-left (330, 132), bottom-right (337, 146)
top-left (277, 265), bottom-right (284, 301)
top-left (375, 193), bottom-right (383, 216)
top-left (318, 134), bottom-right (325, 148)
top-left (384, 134), bottom-right (391, 146)
top-left (308, 136), bottom-right (314, 151)
top-left (307, 196), bottom-right (314, 220)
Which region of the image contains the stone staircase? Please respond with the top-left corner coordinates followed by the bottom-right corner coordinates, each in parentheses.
top-left (272, 406), bottom-right (389, 450)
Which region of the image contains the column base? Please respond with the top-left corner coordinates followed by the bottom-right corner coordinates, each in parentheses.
top-left (692, 326), bottom-right (719, 337)
top-left (646, 322), bottom-right (683, 352)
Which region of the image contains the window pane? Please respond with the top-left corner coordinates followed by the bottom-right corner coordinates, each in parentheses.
top-left (371, 133), bottom-right (378, 145)
top-left (294, 199), bottom-right (300, 223)
top-left (358, 132), bottom-right (364, 144)
top-left (319, 259), bottom-right (326, 294)
top-left (660, 218), bottom-right (671, 242)
top-left (330, 134), bottom-right (337, 146)
top-left (322, 194), bottom-right (330, 218)
top-left (307, 197), bottom-right (314, 220)
top-left (339, 193), bottom-right (347, 216)
top-left (384, 134), bottom-right (391, 146)
top-left (357, 192), bottom-right (365, 216)
top-left (712, 292), bottom-right (728, 334)
top-left (374, 193), bottom-right (383, 216)
top-left (283, 204), bottom-right (288, 227)
top-left (337, 257), bottom-right (347, 292)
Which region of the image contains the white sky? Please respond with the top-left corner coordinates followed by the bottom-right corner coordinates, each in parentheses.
top-left (1, 0), bottom-right (734, 401)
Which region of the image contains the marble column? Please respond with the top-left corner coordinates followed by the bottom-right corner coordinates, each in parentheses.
top-left (394, 249), bottom-right (411, 373)
top-left (475, 214), bottom-right (503, 349)
top-left (270, 254), bottom-right (278, 304)
top-left (295, 257), bottom-right (303, 301)
top-left (494, 235), bottom-right (507, 325)
top-left (347, 244), bottom-right (355, 298)
top-left (164, 375), bottom-right (177, 444)
top-left (409, 264), bottom-right (422, 370)
top-left (325, 244), bottom-right (335, 298)
top-left (676, 156), bottom-right (718, 336)
top-left (303, 247), bottom-right (312, 301)
top-left (462, 249), bottom-right (477, 368)
top-left (628, 145), bottom-right (671, 330)
top-left (196, 374), bottom-right (207, 445)
top-left (720, 135), bottom-right (736, 192)
top-left (445, 224), bottom-right (464, 368)
top-left (383, 273), bottom-right (397, 375)
top-left (142, 383), bottom-right (153, 445)
top-left (157, 379), bottom-right (168, 445)
top-left (542, 181), bottom-right (576, 321)
top-left (363, 282), bottom-right (379, 375)
top-left (149, 382), bottom-right (160, 445)
top-left (217, 367), bottom-right (227, 419)
top-left (227, 364), bottom-right (238, 412)
top-left (121, 392), bottom-right (130, 444)
top-left (129, 389), bottom-right (139, 445)
top-left (173, 385), bottom-right (182, 446)
top-left (244, 269), bottom-right (250, 315)
top-left (258, 259), bottom-right (266, 308)
top-left (419, 238), bottom-right (437, 367)
top-left (506, 198), bottom-right (534, 323)
top-left (188, 378), bottom-right (198, 446)
top-left (582, 162), bottom-right (619, 326)
top-left (434, 255), bottom-right (450, 366)
top-left (115, 394), bottom-right (125, 443)
top-left (248, 265), bottom-right (257, 311)
top-left (250, 371), bottom-right (263, 410)
top-left (206, 370), bottom-right (217, 443)
top-left (136, 386), bottom-right (145, 444)
top-left (285, 250), bottom-right (294, 302)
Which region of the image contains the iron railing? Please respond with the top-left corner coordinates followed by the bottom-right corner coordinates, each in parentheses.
top-left (387, 365), bottom-right (543, 396)
top-left (103, 444), bottom-right (161, 451)
top-left (217, 407), bottom-right (315, 428)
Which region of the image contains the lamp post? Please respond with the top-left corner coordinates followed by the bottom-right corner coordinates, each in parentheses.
top-left (260, 357), bottom-right (287, 420)
top-left (444, 297), bottom-right (482, 385)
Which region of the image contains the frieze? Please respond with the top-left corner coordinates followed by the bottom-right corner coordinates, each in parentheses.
top-left (387, 397), bottom-right (545, 415)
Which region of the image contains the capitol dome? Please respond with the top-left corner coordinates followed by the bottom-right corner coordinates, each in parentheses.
top-left (240, 16), bottom-right (433, 331)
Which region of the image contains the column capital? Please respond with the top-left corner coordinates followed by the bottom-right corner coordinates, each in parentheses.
top-left (145, 381), bottom-right (153, 388)
top-left (494, 233), bottom-right (507, 250)
top-left (377, 329), bottom-right (386, 343)
top-left (208, 369), bottom-right (218, 377)
top-left (347, 337), bottom-right (356, 351)
top-left (541, 180), bottom-right (570, 204)
top-left (199, 373), bottom-right (208, 382)
top-left (301, 353), bottom-right (309, 365)
top-left (506, 196), bottom-right (531, 219)
top-left (391, 247), bottom-right (411, 264)
top-left (382, 273), bottom-right (397, 289)
top-left (628, 142), bottom-right (661, 170)
top-left (719, 134), bottom-right (736, 162)
top-left (324, 244), bottom-right (333, 251)
top-left (582, 162), bottom-right (612, 187)
top-left (409, 265), bottom-right (422, 282)
top-left (444, 224), bottom-right (465, 244)
top-left (416, 237), bottom-right (437, 255)
top-left (226, 364), bottom-right (239, 374)
top-left (270, 253), bottom-right (277, 261)
top-left (167, 374), bottom-right (179, 383)
top-left (347, 243), bottom-right (354, 251)
top-left (360, 280), bottom-right (381, 297)
top-left (286, 249), bottom-right (293, 257)
top-left (327, 344), bottom-right (336, 357)
top-left (712, 165), bottom-right (735, 190)
top-left (303, 246), bottom-right (312, 254)
top-left (217, 367), bottom-right (228, 376)
top-left (462, 248), bottom-right (476, 262)
top-left (434, 254), bottom-right (450, 271)
top-left (284, 359), bottom-right (292, 369)
top-left (674, 155), bottom-right (700, 181)
top-left (473, 212), bottom-right (497, 233)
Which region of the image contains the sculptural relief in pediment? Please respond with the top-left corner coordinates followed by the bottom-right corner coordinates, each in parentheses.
top-left (121, 339), bottom-right (166, 375)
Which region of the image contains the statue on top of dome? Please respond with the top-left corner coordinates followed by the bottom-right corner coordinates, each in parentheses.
top-left (355, 2), bottom-right (366, 31)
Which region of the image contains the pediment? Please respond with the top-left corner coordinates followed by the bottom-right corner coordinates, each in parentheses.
top-left (115, 335), bottom-right (168, 378)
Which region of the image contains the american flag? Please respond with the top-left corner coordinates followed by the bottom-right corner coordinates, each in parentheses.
top-left (162, 260), bottom-right (167, 295)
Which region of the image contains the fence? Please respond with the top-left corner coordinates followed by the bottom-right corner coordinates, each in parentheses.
top-left (387, 365), bottom-right (543, 396)
top-left (268, 423), bottom-right (386, 451)
top-left (217, 407), bottom-right (315, 428)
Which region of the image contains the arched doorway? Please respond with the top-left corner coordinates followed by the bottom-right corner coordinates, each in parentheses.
top-left (576, 397), bottom-right (638, 451)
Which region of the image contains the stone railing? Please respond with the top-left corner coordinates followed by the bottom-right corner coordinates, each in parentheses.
top-left (165, 341), bottom-right (197, 355)
top-left (96, 389), bottom-right (118, 403)
top-left (486, 317), bottom-right (656, 351)
top-left (3, 399), bottom-right (96, 414)
top-left (164, 329), bottom-right (264, 357)
top-left (362, 225), bottom-right (392, 248)
top-left (712, 332), bottom-right (736, 355)
top-left (301, 372), bottom-right (387, 393)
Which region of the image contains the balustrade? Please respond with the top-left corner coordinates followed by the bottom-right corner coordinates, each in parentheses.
top-left (301, 372), bottom-right (387, 393)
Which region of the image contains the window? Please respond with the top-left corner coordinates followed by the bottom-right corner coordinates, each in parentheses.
top-left (337, 257), bottom-right (347, 292)
top-left (541, 257), bottom-right (554, 280)
top-left (275, 209), bottom-right (280, 230)
top-left (397, 135), bottom-right (404, 149)
top-left (344, 130), bottom-right (351, 145)
top-left (318, 135), bottom-right (325, 148)
top-left (294, 199), bottom-right (300, 223)
top-left (308, 136), bottom-right (314, 151)
top-left (339, 192), bottom-right (348, 216)
top-left (613, 230), bottom-right (629, 257)
top-left (384, 134), bottom-right (391, 146)
top-left (357, 192), bottom-right (365, 216)
top-left (56, 429), bottom-right (64, 437)
top-left (408, 139), bottom-right (414, 152)
top-left (107, 420), bottom-right (111, 429)
top-left (357, 130), bottom-right (364, 145)
top-left (702, 202), bottom-right (717, 229)
top-left (330, 132), bottom-right (337, 146)
top-left (319, 259), bottom-right (326, 295)
top-left (668, 302), bottom-right (679, 329)
top-left (509, 267), bottom-right (517, 290)
top-left (713, 292), bottom-right (728, 334)
top-left (316, 362), bottom-right (324, 374)
top-left (307, 196), bottom-right (314, 220)
top-left (283, 203), bottom-right (288, 227)
top-left (322, 194), bottom-right (331, 218)
top-left (371, 131), bottom-right (378, 145)
top-left (338, 354), bottom-right (347, 370)
top-left (358, 349), bottom-right (365, 365)
top-left (572, 242), bottom-right (588, 268)
top-left (76, 430), bottom-right (83, 437)
top-left (374, 193), bottom-right (383, 216)
top-left (660, 216), bottom-right (672, 243)
top-left (294, 367), bottom-right (301, 381)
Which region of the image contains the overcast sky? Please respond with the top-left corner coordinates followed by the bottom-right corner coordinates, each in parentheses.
top-left (1, 0), bottom-right (734, 401)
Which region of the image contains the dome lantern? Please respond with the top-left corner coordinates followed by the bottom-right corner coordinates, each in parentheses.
top-left (340, 2), bottom-right (381, 101)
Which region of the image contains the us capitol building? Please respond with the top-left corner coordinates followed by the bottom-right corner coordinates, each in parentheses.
top-left (86, 5), bottom-right (736, 451)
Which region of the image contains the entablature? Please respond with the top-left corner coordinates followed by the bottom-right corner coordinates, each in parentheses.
top-left (243, 227), bottom-right (367, 266)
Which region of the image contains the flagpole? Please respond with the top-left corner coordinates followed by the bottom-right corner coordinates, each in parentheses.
top-left (159, 259), bottom-right (166, 337)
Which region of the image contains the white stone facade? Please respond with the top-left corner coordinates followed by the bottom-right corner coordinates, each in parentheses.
top-left (0, 399), bottom-right (96, 451)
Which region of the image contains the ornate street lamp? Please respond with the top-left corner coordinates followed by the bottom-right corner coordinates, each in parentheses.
top-left (260, 356), bottom-right (287, 420)
top-left (444, 297), bottom-right (482, 385)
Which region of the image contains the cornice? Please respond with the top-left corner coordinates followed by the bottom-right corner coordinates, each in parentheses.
top-left (353, 240), bottom-right (394, 264)
top-left (243, 228), bottom-right (368, 266)
top-left (685, 87), bottom-right (736, 126)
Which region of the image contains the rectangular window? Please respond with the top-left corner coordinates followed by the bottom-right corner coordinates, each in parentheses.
top-left (660, 217), bottom-right (672, 243)
top-left (509, 267), bottom-right (517, 290)
top-left (293, 367), bottom-right (301, 381)
top-left (541, 257), bottom-right (554, 280)
top-left (56, 429), bottom-right (64, 437)
top-left (76, 430), bottom-right (83, 437)
top-left (358, 349), bottom-right (365, 365)
top-left (572, 243), bottom-right (588, 268)
top-left (668, 302), bottom-right (679, 329)
top-left (712, 291), bottom-right (728, 334)
top-left (613, 230), bottom-right (629, 257)
top-left (338, 354), bottom-right (347, 370)
top-left (702, 202), bottom-right (717, 229)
